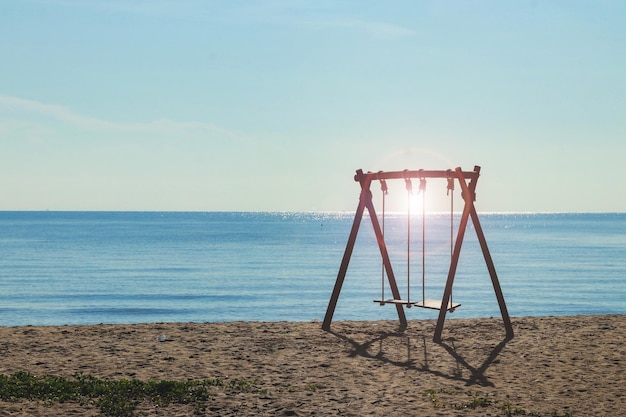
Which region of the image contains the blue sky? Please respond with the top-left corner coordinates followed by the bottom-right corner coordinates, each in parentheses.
top-left (1, 0), bottom-right (624, 212)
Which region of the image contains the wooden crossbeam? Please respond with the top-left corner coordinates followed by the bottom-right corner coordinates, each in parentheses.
top-left (355, 169), bottom-right (478, 181)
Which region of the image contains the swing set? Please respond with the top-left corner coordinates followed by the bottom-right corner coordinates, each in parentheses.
top-left (322, 166), bottom-right (513, 343)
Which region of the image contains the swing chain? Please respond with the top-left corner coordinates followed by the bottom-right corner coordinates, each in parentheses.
top-left (419, 178), bottom-right (427, 194)
top-left (446, 169), bottom-right (455, 196)
top-left (377, 171), bottom-right (387, 305)
top-left (403, 169), bottom-right (412, 194)
top-left (378, 171), bottom-right (388, 195)
top-left (417, 169), bottom-right (427, 194)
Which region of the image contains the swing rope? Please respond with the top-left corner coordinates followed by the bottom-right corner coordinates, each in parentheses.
top-left (447, 173), bottom-right (455, 308)
top-left (418, 176), bottom-right (427, 305)
top-left (404, 171), bottom-right (413, 305)
top-left (373, 170), bottom-right (460, 312)
top-left (379, 174), bottom-right (388, 303)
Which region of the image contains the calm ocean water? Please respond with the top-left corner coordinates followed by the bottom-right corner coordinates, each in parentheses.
top-left (0, 211), bottom-right (624, 326)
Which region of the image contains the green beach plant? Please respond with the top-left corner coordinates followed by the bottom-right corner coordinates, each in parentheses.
top-left (452, 393), bottom-right (493, 410)
top-left (0, 371), bottom-right (260, 416)
top-left (0, 372), bottom-right (581, 417)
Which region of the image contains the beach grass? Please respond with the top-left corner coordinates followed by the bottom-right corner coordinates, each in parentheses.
top-left (0, 371), bottom-right (269, 416)
top-left (0, 371), bottom-right (583, 417)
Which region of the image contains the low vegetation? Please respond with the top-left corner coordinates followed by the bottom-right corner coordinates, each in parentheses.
top-left (0, 372), bottom-right (582, 417)
top-left (0, 371), bottom-right (264, 416)
top-left (422, 388), bottom-right (578, 417)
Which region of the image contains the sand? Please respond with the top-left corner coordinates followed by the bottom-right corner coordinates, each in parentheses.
top-left (0, 315), bottom-right (624, 416)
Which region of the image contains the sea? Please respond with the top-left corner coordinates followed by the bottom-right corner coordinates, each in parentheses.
top-left (0, 211), bottom-right (624, 327)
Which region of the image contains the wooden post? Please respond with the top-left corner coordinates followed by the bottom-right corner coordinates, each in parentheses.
top-left (364, 188), bottom-right (407, 330)
top-left (321, 173), bottom-right (369, 331)
top-left (433, 167), bottom-right (477, 342)
top-left (322, 170), bottom-right (407, 331)
top-left (433, 166), bottom-right (513, 342)
top-left (469, 206), bottom-right (514, 339)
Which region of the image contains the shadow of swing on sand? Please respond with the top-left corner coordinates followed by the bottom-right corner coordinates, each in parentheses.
top-left (328, 328), bottom-right (512, 387)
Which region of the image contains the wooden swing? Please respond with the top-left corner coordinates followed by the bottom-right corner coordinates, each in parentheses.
top-left (322, 166), bottom-right (513, 342)
top-left (374, 170), bottom-right (460, 312)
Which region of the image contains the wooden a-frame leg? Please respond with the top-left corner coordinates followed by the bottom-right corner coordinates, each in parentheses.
top-left (434, 169), bottom-right (474, 342)
top-left (470, 206), bottom-right (514, 339)
top-left (322, 188), bottom-right (367, 331)
top-left (322, 177), bottom-right (407, 331)
top-left (434, 166), bottom-right (513, 342)
top-left (365, 195), bottom-right (407, 329)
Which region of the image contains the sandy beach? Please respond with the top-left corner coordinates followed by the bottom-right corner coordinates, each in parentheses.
top-left (0, 315), bottom-right (624, 416)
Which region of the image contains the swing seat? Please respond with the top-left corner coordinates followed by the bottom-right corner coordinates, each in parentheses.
top-left (413, 299), bottom-right (461, 312)
top-left (373, 298), bottom-right (413, 306)
top-left (374, 298), bottom-right (460, 312)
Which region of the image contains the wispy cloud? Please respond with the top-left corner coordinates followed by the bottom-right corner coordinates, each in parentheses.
top-left (228, 2), bottom-right (417, 39)
top-left (0, 95), bottom-right (240, 139)
top-left (37, 0), bottom-right (415, 39)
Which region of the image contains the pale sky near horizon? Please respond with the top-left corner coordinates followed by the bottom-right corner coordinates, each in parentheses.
top-left (1, 1), bottom-right (625, 212)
